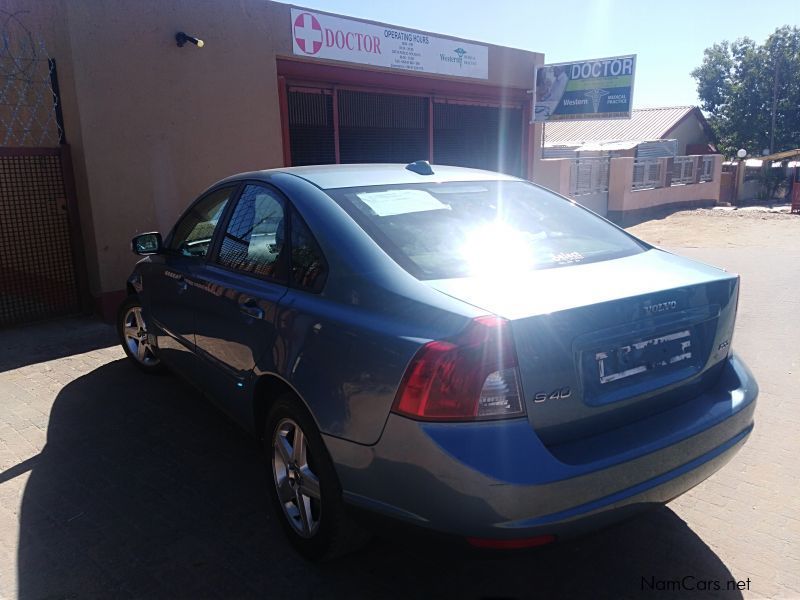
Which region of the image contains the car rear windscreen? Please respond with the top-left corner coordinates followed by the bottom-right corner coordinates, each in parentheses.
top-left (326, 180), bottom-right (646, 280)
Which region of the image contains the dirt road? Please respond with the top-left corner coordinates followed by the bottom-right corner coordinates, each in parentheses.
top-left (627, 206), bottom-right (797, 249)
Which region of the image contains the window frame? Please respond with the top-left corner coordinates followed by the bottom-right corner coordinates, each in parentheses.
top-left (163, 183), bottom-right (243, 260)
top-left (207, 181), bottom-right (290, 285)
top-left (168, 178), bottom-right (330, 293)
top-left (286, 204), bottom-right (329, 294)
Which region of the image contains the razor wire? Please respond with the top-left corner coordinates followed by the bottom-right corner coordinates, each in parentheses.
top-left (0, 10), bottom-right (62, 146)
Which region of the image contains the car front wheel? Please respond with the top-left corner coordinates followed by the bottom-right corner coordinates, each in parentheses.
top-left (118, 296), bottom-right (163, 373)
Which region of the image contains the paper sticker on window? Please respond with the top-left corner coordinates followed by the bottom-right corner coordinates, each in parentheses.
top-left (356, 190), bottom-right (450, 217)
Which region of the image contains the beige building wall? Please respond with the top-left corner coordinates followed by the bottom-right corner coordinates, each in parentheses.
top-left (532, 159), bottom-right (571, 196)
top-left (63, 0), bottom-right (290, 299)
top-left (666, 114), bottom-right (709, 155)
top-left (608, 155), bottom-right (722, 223)
top-left (11, 1), bottom-right (541, 308)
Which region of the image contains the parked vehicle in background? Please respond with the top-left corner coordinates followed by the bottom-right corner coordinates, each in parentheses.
top-left (120, 163), bottom-right (757, 559)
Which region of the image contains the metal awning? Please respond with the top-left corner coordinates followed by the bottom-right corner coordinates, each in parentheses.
top-left (757, 148), bottom-right (800, 162)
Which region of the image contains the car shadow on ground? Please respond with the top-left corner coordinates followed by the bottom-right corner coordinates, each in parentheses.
top-left (14, 359), bottom-right (744, 599)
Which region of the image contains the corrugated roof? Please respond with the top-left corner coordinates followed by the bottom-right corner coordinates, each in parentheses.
top-left (544, 106), bottom-right (696, 145)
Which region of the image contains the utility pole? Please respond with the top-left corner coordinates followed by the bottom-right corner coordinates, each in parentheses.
top-left (770, 58), bottom-right (779, 154)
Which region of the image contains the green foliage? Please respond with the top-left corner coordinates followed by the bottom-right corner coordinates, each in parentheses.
top-left (755, 167), bottom-right (786, 201)
top-left (692, 26), bottom-right (800, 158)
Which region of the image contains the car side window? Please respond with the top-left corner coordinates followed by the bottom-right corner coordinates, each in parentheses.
top-left (290, 209), bottom-right (327, 293)
top-left (216, 184), bottom-right (287, 282)
top-left (168, 187), bottom-right (235, 257)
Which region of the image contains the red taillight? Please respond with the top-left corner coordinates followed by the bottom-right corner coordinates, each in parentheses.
top-left (466, 534), bottom-right (556, 549)
top-left (391, 316), bottom-right (525, 421)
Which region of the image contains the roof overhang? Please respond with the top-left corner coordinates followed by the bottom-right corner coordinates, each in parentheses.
top-left (757, 148), bottom-right (800, 162)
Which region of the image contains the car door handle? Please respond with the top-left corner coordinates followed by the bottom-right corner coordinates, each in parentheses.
top-left (175, 277), bottom-right (188, 293)
top-left (240, 298), bottom-right (264, 320)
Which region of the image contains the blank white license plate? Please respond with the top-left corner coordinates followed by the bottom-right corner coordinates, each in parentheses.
top-left (595, 329), bottom-right (692, 384)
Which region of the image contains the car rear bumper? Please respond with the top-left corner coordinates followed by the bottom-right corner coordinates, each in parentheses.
top-left (324, 353), bottom-right (757, 540)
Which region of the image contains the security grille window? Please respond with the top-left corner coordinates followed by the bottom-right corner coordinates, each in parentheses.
top-left (433, 103), bottom-right (523, 177)
top-left (632, 160), bottom-right (662, 190)
top-left (168, 187), bottom-right (234, 257)
top-left (570, 158), bottom-right (610, 196)
top-left (217, 185), bottom-right (287, 281)
top-left (289, 209), bottom-right (327, 293)
top-left (338, 90), bottom-right (429, 164)
top-left (672, 157), bottom-right (695, 185)
top-left (288, 90), bottom-right (336, 166)
top-left (285, 85), bottom-right (525, 175)
top-left (700, 156), bottom-right (714, 182)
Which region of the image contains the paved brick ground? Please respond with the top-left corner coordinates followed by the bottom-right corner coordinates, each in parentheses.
top-left (1, 216), bottom-right (798, 599)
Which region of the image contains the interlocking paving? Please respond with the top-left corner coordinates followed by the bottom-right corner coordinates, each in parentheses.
top-left (1, 217), bottom-right (798, 599)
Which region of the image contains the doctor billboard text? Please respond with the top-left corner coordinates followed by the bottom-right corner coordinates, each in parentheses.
top-left (534, 55), bottom-right (636, 122)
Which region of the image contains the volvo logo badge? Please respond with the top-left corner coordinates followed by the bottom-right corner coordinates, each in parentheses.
top-left (643, 300), bottom-right (677, 315)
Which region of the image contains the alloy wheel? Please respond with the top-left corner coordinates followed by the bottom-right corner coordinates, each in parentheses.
top-left (122, 306), bottom-right (160, 366)
top-left (272, 417), bottom-right (322, 538)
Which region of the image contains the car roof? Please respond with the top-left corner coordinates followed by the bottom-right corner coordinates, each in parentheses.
top-left (217, 163), bottom-right (522, 190)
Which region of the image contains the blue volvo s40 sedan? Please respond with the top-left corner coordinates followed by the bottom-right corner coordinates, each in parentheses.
top-left (121, 163), bottom-right (757, 559)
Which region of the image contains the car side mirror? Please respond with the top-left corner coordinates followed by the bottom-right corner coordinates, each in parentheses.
top-left (131, 232), bottom-right (163, 255)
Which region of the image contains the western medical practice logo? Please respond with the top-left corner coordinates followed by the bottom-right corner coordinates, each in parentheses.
top-left (440, 47), bottom-right (477, 69)
top-left (584, 88), bottom-right (609, 112)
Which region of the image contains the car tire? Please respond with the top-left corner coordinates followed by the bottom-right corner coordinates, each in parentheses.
top-left (265, 394), bottom-right (369, 561)
top-left (117, 295), bottom-right (164, 374)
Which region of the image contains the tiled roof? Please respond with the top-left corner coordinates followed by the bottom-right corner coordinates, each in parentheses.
top-left (543, 106), bottom-right (696, 145)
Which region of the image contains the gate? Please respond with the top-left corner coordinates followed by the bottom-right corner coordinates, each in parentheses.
top-left (719, 170), bottom-right (735, 204)
top-left (0, 10), bottom-right (87, 326)
top-left (0, 146), bottom-right (86, 326)
top-left (569, 157), bottom-right (610, 216)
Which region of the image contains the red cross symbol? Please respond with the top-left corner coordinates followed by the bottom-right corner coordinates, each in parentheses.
top-left (294, 13), bottom-right (323, 55)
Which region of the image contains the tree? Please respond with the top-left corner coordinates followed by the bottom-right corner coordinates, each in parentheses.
top-left (692, 26), bottom-right (800, 158)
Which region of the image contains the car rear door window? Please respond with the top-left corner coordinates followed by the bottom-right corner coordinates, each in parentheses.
top-left (216, 184), bottom-right (287, 282)
top-left (168, 186), bottom-right (235, 257)
top-left (289, 210), bottom-right (327, 293)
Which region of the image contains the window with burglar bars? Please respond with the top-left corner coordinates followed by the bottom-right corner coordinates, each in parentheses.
top-left (338, 90), bottom-right (429, 164)
top-left (285, 86), bottom-right (524, 176)
top-left (433, 102), bottom-right (523, 177)
top-left (700, 156), bottom-right (714, 182)
top-left (632, 160), bottom-right (662, 190)
top-left (287, 90), bottom-right (336, 166)
top-left (672, 157), bottom-right (695, 185)
top-left (569, 158), bottom-right (609, 196)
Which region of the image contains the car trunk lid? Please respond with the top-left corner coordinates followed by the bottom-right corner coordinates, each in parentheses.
top-left (425, 249), bottom-right (740, 449)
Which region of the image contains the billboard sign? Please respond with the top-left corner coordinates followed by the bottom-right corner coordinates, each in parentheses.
top-left (291, 9), bottom-right (489, 80)
top-left (533, 55), bottom-right (636, 122)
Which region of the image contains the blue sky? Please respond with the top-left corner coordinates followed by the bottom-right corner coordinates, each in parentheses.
top-left (282, 0), bottom-right (796, 108)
